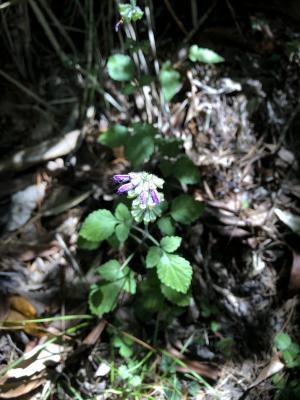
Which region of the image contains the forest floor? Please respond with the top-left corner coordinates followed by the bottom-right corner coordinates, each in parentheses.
top-left (0, 2), bottom-right (300, 399)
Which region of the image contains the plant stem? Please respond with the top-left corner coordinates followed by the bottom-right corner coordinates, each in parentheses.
top-left (132, 225), bottom-right (160, 246)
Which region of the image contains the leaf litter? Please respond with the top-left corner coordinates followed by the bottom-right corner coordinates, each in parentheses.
top-left (0, 3), bottom-right (300, 399)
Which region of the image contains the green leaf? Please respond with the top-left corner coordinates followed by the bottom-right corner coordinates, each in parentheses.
top-left (189, 45), bottom-right (225, 63)
top-left (216, 337), bottom-right (235, 357)
top-left (125, 135), bottom-right (154, 167)
top-left (160, 236), bottom-right (182, 253)
top-left (124, 38), bottom-right (150, 54)
top-left (128, 375), bottom-right (142, 387)
top-left (159, 69), bottom-right (182, 101)
top-left (158, 217), bottom-right (175, 236)
top-left (121, 83), bottom-right (137, 95)
top-left (115, 203), bottom-right (132, 224)
top-left (139, 74), bottom-right (153, 86)
top-left (89, 282), bottom-right (120, 315)
top-left (77, 236), bottom-right (101, 250)
top-left (287, 342), bottom-right (300, 358)
top-left (282, 350), bottom-right (300, 368)
top-left (171, 195), bottom-right (204, 225)
top-left (115, 223), bottom-right (130, 242)
top-left (107, 54), bottom-right (135, 81)
top-left (114, 204), bottom-right (132, 242)
top-left (146, 246), bottom-right (162, 268)
top-left (80, 210), bottom-right (117, 242)
top-left (211, 321), bottom-right (221, 333)
top-left (161, 284), bottom-right (191, 306)
top-left (113, 336), bottom-right (134, 358)
top-left (274, 332), bottom-right (292, 351)
top-left (156, 137), bottom-right (183, 157)
top-left (139, 274), bottom-right (165, 312)
top-left (159, 159), bottom-right (173, 178)
top-left (106, 233), bottom-right (120, 249)
top-left (119, 3), bottom-right (144, 23)
top-left (157, 253), bottom-right (192, 293)
top-left (96, 260), bottom-right (136, 294)
top-left (88, 285), bottom-right (103, 315)
top-left (173, 156), bottom-right (200, 185)
top-left (98, 124), bottom-right (128, 147)
top-left (131, 122), bottom-right (158, 137)
top-left (118, 364), bottom-right (131, 379)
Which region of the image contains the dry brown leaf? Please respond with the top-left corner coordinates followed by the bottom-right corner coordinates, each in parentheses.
top-left (83, 320), bottom-right (107, 345)
top-left (9, 296), bottom-right (37, 318)
top-left (288, 252), bottom-right (300, 291)
top-left (0, 130), bottom-right (81, 172)
top-left (0, 343), bottom-right (63, 398)
top-left (4, 310), bottom-right (45, 337)
top-left (249, 354), bottom-right (284, 389)
top-left (0, 343), bottom-right (63, 385)
top-left (3, 298), bottom-right (46, 337)
top-left (176, 360), bottom-right (220, 380)
top-left (168, 347), bottom-right (220, 380)
top-left (0, 375), bottom-right (45, 399)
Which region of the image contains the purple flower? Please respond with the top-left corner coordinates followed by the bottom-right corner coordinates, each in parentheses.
top-left (139, 191), bottom-right (148, 205)
top-left (113, 174), bottom-right (131, 183)
top-left (150, 189), bottom-right (160, 204)
top-left (117, 182), bottom-right (134, 193)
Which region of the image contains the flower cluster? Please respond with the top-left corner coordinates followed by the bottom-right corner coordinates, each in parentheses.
top-left (113, 172), bottom-right (164, 224)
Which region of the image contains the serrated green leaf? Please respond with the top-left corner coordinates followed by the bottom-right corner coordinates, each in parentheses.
top-left (161, 284), bottom-right (191, 306)
top-left (157, 253), bottom-right (192, 293)
top-left (158, 217), bottom-right (175, 236)
top-left (77, 236), bottom-right (101, 250)
top-left (171, 195), bottom-right (204, 225)
top-left (160, 236), bottom-right (182, 253)
top-left (189, 45), bottom-right (225, 63)
top-left (115, 203), bottom-right (132, 224)
top-left (125, 135), bottom-right (154, 167)
top-left (146, 246), bottom-right (162, 268)
top-left (96, 260), bottom-right (121, 281)
top-left (159, 69), bottom-right (182, 101)
top-left (98, 124), bottom-right (128, 147)
top-left (119, 3), bottom-right (144, 23)
top-left (173, 156), bottom-right (200, 185)
top-left (115, 223), bottom-right (130, 242)
top-left (274, 332), bottom-right (292, 351)
top-left (89, 282), bottom-right (120, 315)
top-left (96, 260), bottom-right (136, 294)
top-left (80, 210), bottom-right (117, 242)
top-left (107, 54), bottom-right (135, 81)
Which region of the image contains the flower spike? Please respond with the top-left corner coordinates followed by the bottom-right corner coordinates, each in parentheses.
top-left (112, 171), bottom-right (165, 224)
